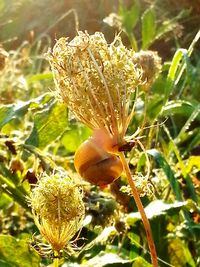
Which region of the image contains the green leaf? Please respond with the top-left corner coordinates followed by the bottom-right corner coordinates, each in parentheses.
top-left (163, 48), bottom-right (188, 100)
top-left (146, 94), bottom-right (165, 120)
top-left (168, 49), bottom-right (188, 82)
top-left (142, 6), bottom-right (156, 49)
top-left (61, 124), bottom-right (91, 153)
top-left (136, 153), bottom-right (146, 173)
top-left (0, 193), bottom-right (12, 209)
top-left (162, 100), bottom-right (200, 122)
top-left (119, 0), bottom-right (140, 34)
top-left (0, 235), bottom-right (40, 267)
top-left (0, 93), bottom-right (52, 129)
top-left (168, 238), bottom-right (196, 267)
top-left (126, 200), bottom-right (186, 224)
top-left (132, 257), bottom-right (152, 267)
top-left (118, 0), bottom-right (140, 50)
top-left (175, 103), bottom-right (200, 143)
top-left (0, 259), bottom-right (13, 267)
top-left (183, 129), bottom-right (200, 156)
top-left (175, 29), bottom-right (200, 85)
top-left (128, 232), bottom-right (140, 244)
top-left (147, 149), bottom-right (182, 200)
top-left (186, 156), bottom-right (200, 174)
top-left (26, 100), bottom-right (68, 149)
top-left (162, 125), bottom-right (198, 203)
top-left (0, 103), bottom-right (30, 129)
top-left (0, 161), bottom-right (30, 210)
top-left (82, 226), bottom-right (117, 253)
top-left (80, 252), bottom-right (131, 267)
top-left (27, 72), bottom-right (53, 84)
top-left (164, 30), bottom-right (200, 99)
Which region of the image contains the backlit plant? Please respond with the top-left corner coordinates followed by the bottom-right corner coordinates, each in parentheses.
top-left (30, 171), bottom-right (85, 266)
top-left (47, 31), bottom-right (161, 267)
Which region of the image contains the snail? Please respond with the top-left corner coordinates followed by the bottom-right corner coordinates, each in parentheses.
top-left (74, 128), bottom-right (123, 187)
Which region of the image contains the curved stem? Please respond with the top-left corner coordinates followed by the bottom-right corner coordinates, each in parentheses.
top-left (119, 152), bottom-right (158, 267)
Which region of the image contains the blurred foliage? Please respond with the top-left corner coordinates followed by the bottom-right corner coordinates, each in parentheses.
top-left (0, 0), bottom-right (200, 266)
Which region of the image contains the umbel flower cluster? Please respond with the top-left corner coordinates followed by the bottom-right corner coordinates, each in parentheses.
top-left (47, 31), bottom-right (143, 146)
top-left (30, 172), bottom-right (85, 252)
top-left (47, 31), bottom-right (161, 146)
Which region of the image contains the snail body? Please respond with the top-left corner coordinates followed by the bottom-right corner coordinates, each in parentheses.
top-left (74, 129), bottom-right (123, 187)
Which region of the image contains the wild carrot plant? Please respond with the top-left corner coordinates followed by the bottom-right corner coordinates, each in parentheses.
top-left (47, 31), bottom-right (161, 266)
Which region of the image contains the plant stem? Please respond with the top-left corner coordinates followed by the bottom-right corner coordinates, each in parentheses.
top-left (119, 152), bottom-right (158, 267)
top-left (53, 251), bottom-right (59, 267)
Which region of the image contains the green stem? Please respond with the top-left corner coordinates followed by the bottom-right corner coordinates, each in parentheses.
top-left (53, 251), bottom-right (59, 267)
top-left (119, 152), bottom-right (158, 267)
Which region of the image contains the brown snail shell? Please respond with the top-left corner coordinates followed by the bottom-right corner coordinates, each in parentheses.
top-left (74, 129), bottom-right (123, 187)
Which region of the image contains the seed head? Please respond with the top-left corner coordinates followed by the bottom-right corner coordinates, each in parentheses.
top-left (133, 50), bottom-right (162, 91)
top-left (103, 13), bottom-right (122, 30)
top-left (30, 172), bottom-right (85, 251)
top-left (47, 31), bottom-right (143, 145)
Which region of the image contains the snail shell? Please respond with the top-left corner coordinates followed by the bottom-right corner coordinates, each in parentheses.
top-left (74, 129), bottom-right (123, 187)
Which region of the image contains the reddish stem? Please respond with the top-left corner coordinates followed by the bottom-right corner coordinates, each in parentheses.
top-left (119, 152), bottom-right (158, 267)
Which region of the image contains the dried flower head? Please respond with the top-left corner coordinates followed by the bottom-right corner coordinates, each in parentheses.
top-left (47, 31), bottom-right (143, 146)
top-left (30, 172), bottom-right (85, 252)
top-left (103, 13), bottom-right (122, 30)
top-left (133, 50), bottom-right (162, 91)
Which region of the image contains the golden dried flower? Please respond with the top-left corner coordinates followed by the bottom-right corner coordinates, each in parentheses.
top-left (47, 31), bottom-right (142, 146)
top-left (30, 172), bottom-right (85, 252)
top-left (132, 50), bottom-right (162, 91)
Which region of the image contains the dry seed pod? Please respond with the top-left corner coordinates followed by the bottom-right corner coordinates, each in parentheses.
top-left (74, 128), bottom-right (123, 187)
